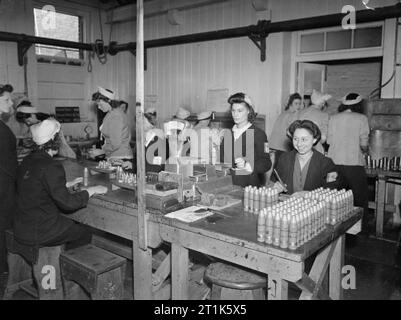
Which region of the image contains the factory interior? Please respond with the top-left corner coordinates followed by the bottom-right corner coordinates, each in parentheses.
top-left (0, 0), bottom-right (401, 301)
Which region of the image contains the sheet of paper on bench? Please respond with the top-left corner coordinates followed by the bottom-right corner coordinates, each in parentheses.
top-left (164, 206), bottom-right (213, 223)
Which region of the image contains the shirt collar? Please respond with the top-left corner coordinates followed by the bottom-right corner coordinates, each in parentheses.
top-left (232, 122), bottom-right (252, 140)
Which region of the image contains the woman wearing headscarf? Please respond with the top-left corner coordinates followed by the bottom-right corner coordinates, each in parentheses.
top-left (298, 89), bottom-right (331, 154)
top-left (327, 93), bottom-right (370, 234)
top-left (13, 119), bottom-right (107, 249)
top-left (0, 84), bottom-right (17, 274)
top-left (92, 87), bottom-right (133, 162)
top-left (270, 93), bottom-right (303, 165)
top-left (14, 101), bottom-right (76, 159)
top-left (220, 92), bottom-right (272, 187)
top-left (273, 120), bottom-right (339, 195)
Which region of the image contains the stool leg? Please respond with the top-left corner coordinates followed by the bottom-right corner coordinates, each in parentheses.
top-left (91, 268), bottom-right (124, 300)
top-left (62, 279), bottom-right (90, 300)
top-left (210, 284), bottom-right (222, 300)
top-left (3, 252), bottom-right (32, 300)
top-left (33, 247), bottom-right (63, 300)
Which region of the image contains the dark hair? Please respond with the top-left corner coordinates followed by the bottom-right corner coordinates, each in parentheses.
top-left (0, 84), bottom-right (13, 95)
top-left (288, 120), bottom-right (321, 145)
top-left (338, 93), bottom-right (364, 114)
top-left (33, 132), bottom-right (61, 152)
top-left (303, 95), bottom-right (311, 100)
top-left (285, 93), bottom-right (302, 111)
top-left (228, 92), bottom-right (257, 123)
top-left (144, 112), bottom-right (157, 126)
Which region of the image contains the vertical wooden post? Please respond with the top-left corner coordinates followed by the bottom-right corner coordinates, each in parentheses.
top-left (133, 240), bottom-right (153, 300)
top-left (171, 243), bottom-right (189, 300)
top-left (135, 0), bottom-right (148, 250)
top-left (375, 176), bottom-right (386, 238)
top-left (329, 235), bottom-right (345, 300)
top-left (267, 276), bottom-right (288, 300)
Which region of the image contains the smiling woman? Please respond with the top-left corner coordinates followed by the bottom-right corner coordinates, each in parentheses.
top-left (273, 120), bottom-right (340, 195)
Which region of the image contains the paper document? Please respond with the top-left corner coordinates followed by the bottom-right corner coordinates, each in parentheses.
top-left (164, 206), bottom-right (213, 223)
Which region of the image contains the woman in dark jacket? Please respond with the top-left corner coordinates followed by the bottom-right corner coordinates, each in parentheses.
top-left (14, 119), bottom-right (107, 248)
top-left (220, 92), bottom-right (271, 187)
top-left (274, 120), bottom-right (339, 194)
top-left (0, 84), bottom-right (17, 274)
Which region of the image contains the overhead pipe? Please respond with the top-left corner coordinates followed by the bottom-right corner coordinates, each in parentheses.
top-left (1, 3), bottom-right (401, 64)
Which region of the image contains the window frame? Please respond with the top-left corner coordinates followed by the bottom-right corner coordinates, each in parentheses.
top-left (32, 1), bottom-right (90, 64)
top-left (297, 21), bottom-right (384, 57)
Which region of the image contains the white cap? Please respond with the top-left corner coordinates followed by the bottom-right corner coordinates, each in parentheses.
top-left (175, 107), bottom-right (190, 120)
top-left (197, 111), bottom-right (212, 121)
top-left (145, 107), bottom-right (157, 114)
top-left (30, 119), bottom-right (61, 146)
top-left (311, 89), bottom-right (332, 106)
top-left (98, 86), bottom-right (115, 100)
top-left (17, 106), bottom-right (38, 114)
top-left (341, 93), bottom-right (363, 105)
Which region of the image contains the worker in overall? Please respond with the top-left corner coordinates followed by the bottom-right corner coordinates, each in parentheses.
top-left (15, 101), bottom-right (76, 159)
top-left (92, 87), bottom-right (133, 162)
top-left (0, 84), bottom-right (17, 275)
top-left (220, 92), bottom-right (272, 187)
top-left (298, 89), bottom-right (331, 154)
top-left (327, 93), bottom-right (370, 235)
top-left (273, 120), bottom-right (340, 196)
top-left (13, 119), bottom-right (107, 251)
top-left (165, 107), bottom-right (192, 161)
top-left (270, 93), bottom-right (303, 167)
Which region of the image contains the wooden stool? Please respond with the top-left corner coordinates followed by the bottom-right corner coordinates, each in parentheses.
top-left (4, 230), bottom-right (64, 300)
top-left (60, 244), bottom-right (126, 300)
top-left (204, 262), bottom-right (267, 300)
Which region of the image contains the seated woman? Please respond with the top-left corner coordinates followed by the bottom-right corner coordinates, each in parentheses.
top-left (273, 120), bottom-right (339, 195)
top-left (13, 119), bottom-right (107, 249)
top-left (220, 92), bottom-right (272, 187)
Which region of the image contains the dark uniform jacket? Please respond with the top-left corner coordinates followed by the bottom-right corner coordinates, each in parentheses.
top-left (14, 150), bottom-right (89, 245)
top-left (0, 120), bottom-right (17, 181)
top-left (220, 124), bottom-right (272, 187)
top-left (274, 150), bottom-right (339, 194)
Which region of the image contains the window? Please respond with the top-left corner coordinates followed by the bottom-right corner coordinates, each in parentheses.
top-left (299, 24), bottom-right (383, 55)
top-left (33, 8), bottom-right (83, 60)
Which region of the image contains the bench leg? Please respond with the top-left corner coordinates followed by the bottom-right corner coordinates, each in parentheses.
top-left (3, 252), bottom-right (32, 300)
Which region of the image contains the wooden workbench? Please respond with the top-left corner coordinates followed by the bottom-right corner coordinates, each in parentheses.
top-left (62, 158), bottom-right (362, 300)
top-left (366, 168), bottom-right (401, 238)
top-left (153, 205), bottom-right (362, 300)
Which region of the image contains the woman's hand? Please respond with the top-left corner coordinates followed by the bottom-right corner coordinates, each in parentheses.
top-left (66, 177), bottom-right (83, 189)
top-left (326, 172), bottom-right (338, 183)
top-left (291, 191), bottom-right (309, 199)
top-left (82, 185), bottom-right (108, 197)
top-left (234, 157), bottom-right (246, 169)
top-left (122, 161), bottom-right (133, 170)
top-left (273, 181), bottom-right (287, 193)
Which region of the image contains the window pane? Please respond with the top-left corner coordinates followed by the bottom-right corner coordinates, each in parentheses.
top-left (326, 30), bottom-right (352, 51)
top-left (34, 8), bottom-right (82, 59)
top-left (354, 27), bottom-right (382, 48)
top-left (300, 33), bottom-right (324, 53)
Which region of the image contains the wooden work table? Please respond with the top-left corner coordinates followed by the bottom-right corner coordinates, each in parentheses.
top-left (366, 168), bottom-right (401, 238)
top-left (61, 158), bottom-right (362, 300)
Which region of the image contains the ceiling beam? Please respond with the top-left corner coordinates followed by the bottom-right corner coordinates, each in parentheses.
top-left (106, 0), bottom-right (230, 24)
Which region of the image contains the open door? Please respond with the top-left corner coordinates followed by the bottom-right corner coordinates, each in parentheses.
top-left (298, 62), bottom-right (326, 95)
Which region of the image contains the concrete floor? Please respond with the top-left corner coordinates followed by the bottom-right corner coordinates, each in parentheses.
top-left (2, 226), bottom-right (401, 300)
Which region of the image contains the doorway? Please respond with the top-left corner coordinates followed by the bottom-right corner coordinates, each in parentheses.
top-left (297, 57), bottom-right (382, 114)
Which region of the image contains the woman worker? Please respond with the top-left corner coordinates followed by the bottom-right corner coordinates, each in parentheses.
top-left (270, 93), bottom-right (303, 164)
top-left (220, 92), bottom-right (272, 187)
top-left (298, 90), bottom-right (331, 154)
top-left (15, 101), bottom-right (76, 159)
top-left (93, 87), bottom-right (133, 162)
top-left (274, 120), bottom-right (340, 195)
top-left (0, 84), bottom-right (17, 275)
top-left (327, 93), bottom-right (370, 234)
top-left (13, 119), bottom-right (107, 250)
